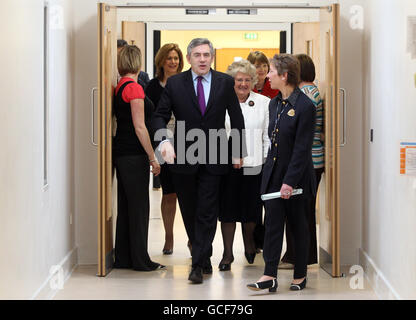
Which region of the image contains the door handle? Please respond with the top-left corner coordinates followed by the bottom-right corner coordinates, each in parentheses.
top-left (339, 88), bottom-right (346, 147)
top-left (91, 87), bottom-right (98, 146)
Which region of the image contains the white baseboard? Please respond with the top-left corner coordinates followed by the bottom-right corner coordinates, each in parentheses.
top-left (31, 247), bottom-right (78, 300)
top-left (359, 248), bottom-right (401, 300)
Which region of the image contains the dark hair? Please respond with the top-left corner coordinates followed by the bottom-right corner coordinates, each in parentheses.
top-left (270, 54), bottom-right (300, 87)
top-left (117, 39), bottom-right (128, 48)
top-left (187, 38), bottom-right (215, 56)
top-left (246, 51), bottom-right (270, 72)
top-left (295, 54), bottom-right (316, 82)
top-left (154, 43), bottom-right (184, 80)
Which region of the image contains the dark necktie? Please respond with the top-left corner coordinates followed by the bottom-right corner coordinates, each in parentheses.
top-left (197, 76), bottom-right (206, 115)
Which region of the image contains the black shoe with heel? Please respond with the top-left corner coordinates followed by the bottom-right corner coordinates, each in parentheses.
top-left (247, 278), bottom-right (278, 292)
top-left (245, 252), bottom-right (256, 264)
top-left (218, 257), bottom-right (234, 271)
top-left (290, 278), bottom-right (307, 291)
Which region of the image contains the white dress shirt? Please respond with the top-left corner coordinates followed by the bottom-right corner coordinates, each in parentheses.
top-left (225, 91), bottom-right (270, 167)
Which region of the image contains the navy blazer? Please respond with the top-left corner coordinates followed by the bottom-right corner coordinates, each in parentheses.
top-left (261, 87), bottom-right (316, 197)
top-left (151, 69), bottom-right (246, 175)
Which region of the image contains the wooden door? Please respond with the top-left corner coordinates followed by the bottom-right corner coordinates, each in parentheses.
top-left (97, 3), bottom-right (118, 277)
top-left (121, 21), bottom-right (147, 72)
top-left (318, 4), bottom-right (341, 277)
top-left (292, 22), bottom-right (321, 86)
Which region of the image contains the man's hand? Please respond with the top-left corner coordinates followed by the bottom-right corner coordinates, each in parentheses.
top-left (161, 141), bottom-right (176, 164)
top-left (232, 157), bottom-right (244, 169)
top-left (280, 183), bottom-right (293, 200)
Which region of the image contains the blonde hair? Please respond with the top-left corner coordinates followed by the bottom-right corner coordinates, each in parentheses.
top-left (226, 59), bottom-right (258, 89)
top-left (118, 45), bottom-right (141, 76)
top-left (154, 43), bottom-right (184, 80)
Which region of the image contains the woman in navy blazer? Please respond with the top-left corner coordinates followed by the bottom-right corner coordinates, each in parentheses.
top-left (247, 54), bottom-right (316, 293)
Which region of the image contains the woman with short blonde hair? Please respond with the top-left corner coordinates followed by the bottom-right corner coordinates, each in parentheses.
top-left (218, 59), bottom-right (270, 271)
top-left (113, 45), bottom-right (163, 271)
top-left (226, 59), bottom-right (258, 89)
top-left (118, 45), bottom-right (142, 76)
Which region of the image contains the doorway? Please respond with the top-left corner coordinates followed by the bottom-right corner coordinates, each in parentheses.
top-left (97, 3), bottom-right (340, 278)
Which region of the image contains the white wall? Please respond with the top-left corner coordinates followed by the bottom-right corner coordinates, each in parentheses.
top-left (0, 0), bottom-right (76, 299)
top-left (72, 0), bottom-right (99, 264)
top-left (360, 0), bottom-right (416, 299)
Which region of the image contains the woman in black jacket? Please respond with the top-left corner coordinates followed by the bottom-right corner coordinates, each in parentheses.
top-left (247, 54), bottom-right (316, 292)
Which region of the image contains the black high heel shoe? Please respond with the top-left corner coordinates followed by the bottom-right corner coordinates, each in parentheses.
top-left (247, 278), bottom-right (278, 292)
top-left (163, 249), bottom-right (173, 255)
top-left (245, 252), bottom-right (256, 264)
top-left (218, 257), bottom-right (234, 271)
top-left (290, 278), bottom-right (307, 291)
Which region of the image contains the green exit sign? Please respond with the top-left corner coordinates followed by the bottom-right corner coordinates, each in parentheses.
top-left (244, 33), bottom-right (258, 40)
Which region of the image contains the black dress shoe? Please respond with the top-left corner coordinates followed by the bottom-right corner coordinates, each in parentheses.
top-left (188, 267), bottom-right (203, 284)
top-left (247, 278), bottom-right (278, 292)
top-left (163, 249), bottom-right (173, 255)
top-left (202, 264), bottom-right (213, 274)
top-left (290, 278), bottom-right (307, 291)
top-left (245, 252), bottom-right (256, 264)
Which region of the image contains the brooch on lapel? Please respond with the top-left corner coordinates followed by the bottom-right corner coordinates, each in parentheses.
top-left (287, 109), bottom-right (295, 117)
top-left (248, 100), bottom-right (255, 107)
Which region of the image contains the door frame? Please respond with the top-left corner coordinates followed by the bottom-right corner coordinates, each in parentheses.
top-left (97, 2), bottom-right (341, 277)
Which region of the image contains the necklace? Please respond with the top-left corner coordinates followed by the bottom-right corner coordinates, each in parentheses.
top-left (271, 100), bottom-right (290, 144)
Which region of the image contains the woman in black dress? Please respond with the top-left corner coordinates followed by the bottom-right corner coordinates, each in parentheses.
top-left (218, 60), bottom-right (270, 271)
top-left (145, 43), bottom-right (184, 255)
top-left (113, 45), bottom-right (163, 271)
top-left (247, 54), bottom-right (316, 292)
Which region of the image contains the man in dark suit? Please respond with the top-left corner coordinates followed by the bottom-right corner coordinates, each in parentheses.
top-left (152, 38), bottom-right (245, 284)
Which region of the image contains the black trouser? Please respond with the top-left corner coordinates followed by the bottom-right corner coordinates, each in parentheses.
top-left (114, 155), bottom-right (156, 271)
top-left (263, 197), bottom-right (310, 279)
top-left (172, 166), bottom-right (221, 268)
top-left (282, 167), bottom-right (324, 265)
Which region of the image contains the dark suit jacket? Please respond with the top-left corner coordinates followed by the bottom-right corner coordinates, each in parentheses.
top-left (151, 69), bottom-right (246, 175)
top-left (261, 87), bottom-right (316, 197)
top-left (138, 71), bottom-right (150, 88)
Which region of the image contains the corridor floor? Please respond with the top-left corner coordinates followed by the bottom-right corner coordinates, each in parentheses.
top-left (54, 189), bottom-right (377, 300)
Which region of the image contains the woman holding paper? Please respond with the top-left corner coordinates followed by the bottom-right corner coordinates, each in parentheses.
top-left (247, 54), bottom-right (316, 292)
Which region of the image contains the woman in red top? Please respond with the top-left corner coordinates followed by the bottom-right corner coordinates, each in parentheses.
top-left (247, 51), bottom-right (279, 99)
top-left (113, 45), bottom-right (163, 271)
